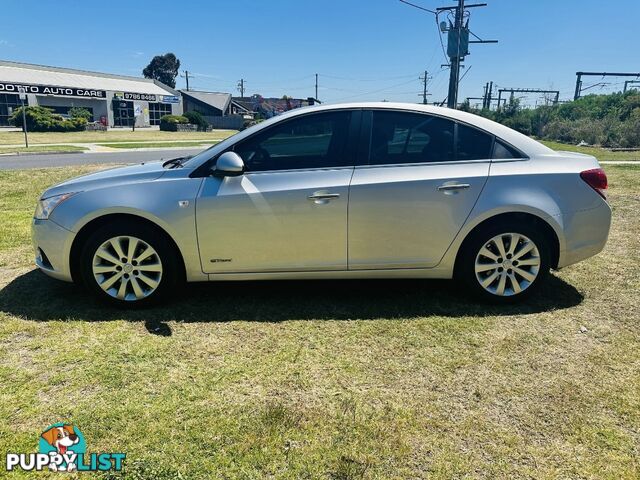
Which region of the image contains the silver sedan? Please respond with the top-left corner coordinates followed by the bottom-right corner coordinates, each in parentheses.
top-left (32, 103), bottom-right (611, 306)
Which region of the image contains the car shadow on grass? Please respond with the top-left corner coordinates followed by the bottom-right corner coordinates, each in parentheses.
top-left (0, 269), bottom-right (583, 335)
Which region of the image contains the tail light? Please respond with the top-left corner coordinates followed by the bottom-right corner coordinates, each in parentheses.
top-left (580, 168), bottom-right (608, 200)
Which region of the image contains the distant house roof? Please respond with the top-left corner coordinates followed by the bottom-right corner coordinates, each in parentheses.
top-left (231, 98), bottom-right (255, 112)
top-left (0, 59), bottom-right (177, 95)
top-left (180, 90), bottom-right (231, 112)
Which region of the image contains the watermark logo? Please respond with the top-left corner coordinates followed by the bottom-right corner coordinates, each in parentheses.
top-left (6, 423), bottom-right (125, 472)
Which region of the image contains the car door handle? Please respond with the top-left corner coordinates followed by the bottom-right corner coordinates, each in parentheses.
top-left (437, 183), bottom-right (471, 191)
top-left (308, 193), bottom-right (340, 200)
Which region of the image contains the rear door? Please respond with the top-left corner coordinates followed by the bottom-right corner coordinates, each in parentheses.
top-left (348, 110), bottom-right (492, 269)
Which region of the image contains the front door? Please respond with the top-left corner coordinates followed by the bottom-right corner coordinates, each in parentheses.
top-left (348, 110), bottom-right (492, 269)
top-left (196, 109), bottom-right (357, 274)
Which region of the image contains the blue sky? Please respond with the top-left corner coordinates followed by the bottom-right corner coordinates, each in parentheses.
top-left (1, 0), bottom-right (638, 105)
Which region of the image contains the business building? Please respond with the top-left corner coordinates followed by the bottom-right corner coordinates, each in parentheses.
top-left (0, 60), bottom-right (182, 128)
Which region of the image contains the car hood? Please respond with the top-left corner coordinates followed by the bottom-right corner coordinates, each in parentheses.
top-left (41, 161), bottom-right (167, 198)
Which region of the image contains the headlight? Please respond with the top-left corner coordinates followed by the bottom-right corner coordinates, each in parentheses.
top-left (34, 192), bottom-right (77, 220)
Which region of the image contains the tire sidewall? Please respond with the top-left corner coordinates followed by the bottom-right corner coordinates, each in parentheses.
top-left (458, 221), bottom-right (551, 304)
top-left (79, 221), bottom-right (179, 307)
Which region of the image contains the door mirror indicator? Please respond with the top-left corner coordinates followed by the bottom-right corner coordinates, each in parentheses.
top-left (212, 151), bottom-right (245, 177)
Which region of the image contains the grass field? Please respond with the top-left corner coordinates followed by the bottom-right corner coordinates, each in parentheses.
top-left (0, 130), bottom-right (236, 146)
top-left (0, 165), bottom-right (638, 479)
top-left (0, 145), bottom-right (88, 155)
top-left (540, 140), bottom-right (640, 161)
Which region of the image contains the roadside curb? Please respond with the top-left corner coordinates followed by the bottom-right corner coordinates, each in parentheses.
top-left (0, 150), bottom-right (86, 157)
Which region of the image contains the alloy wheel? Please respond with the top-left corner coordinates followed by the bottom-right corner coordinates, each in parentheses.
top-left (91, 235), bottom-right (163, 301)
top-left (474, 233), bottom-right (541, 296)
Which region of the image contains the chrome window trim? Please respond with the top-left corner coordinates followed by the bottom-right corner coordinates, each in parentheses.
top-left (241, 165), bottom-right (355, 175)
top-left (353, 159), bottom-right (491, 169)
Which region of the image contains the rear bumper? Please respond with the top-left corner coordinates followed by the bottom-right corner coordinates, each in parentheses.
top-left (31, 218), bottom-right (74, 282)
top-left (557, 200), bottom-right (612, 268)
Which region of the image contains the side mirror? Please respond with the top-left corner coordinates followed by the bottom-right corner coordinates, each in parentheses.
top-left (212, 151), bottom-right (245, 177)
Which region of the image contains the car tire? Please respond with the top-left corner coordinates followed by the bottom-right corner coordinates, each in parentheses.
top-left (457, 221), bottom-right (551, 304)
top-left (79, 221), bottom-right (181, 307)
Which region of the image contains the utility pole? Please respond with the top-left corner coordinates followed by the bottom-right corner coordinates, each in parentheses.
top-left (446, 0), bottom-right (464, 109)
top-left (487, 81), bottom-right (493, 109)
top-left (315, 73), bottom-right (319, 102)
top-left (419, 70), bottom-right (431, 104)
top-left (237, 78), bottom-right (245, 98)
top-left (399, 0), bottom-right (495, 109)
top-left (17, 87), bottom-right (28, 148)
top-left (482, 82), bottom-right (489, 109)
top-left (180, 71), bottom-right (190, 91)
top-left (435, 1), bottom-right (496, 109)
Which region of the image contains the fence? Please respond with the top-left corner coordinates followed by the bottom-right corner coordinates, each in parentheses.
top-left (204, 115), bottom-right (244, 130)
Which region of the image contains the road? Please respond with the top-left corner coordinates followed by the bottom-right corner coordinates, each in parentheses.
top-left (0, 147), bottom-right (206, 170)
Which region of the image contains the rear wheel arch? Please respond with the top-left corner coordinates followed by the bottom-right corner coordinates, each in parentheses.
top-left (69, 213), bottom-right (186, 284)
top-left (454, 212), bottom-right (560, 275)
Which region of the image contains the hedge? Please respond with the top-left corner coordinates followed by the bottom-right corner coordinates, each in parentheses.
top-left (159, 114), bottom-right (189, 131)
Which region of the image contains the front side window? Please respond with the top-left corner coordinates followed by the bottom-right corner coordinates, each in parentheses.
top-left (234, 111), bottom-right (352, 171)
top-left (369, 111), bottom-right (455, 164)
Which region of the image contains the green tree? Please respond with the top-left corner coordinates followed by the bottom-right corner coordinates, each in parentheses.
top-left (142, 53), bottom-right (181, 88)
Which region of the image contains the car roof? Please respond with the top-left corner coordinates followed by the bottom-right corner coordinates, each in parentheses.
top-left (283, 102), bottom-right (552, 156)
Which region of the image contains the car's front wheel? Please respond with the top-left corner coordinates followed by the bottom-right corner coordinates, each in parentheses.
top-left (458, 222), bottom-right (550, 303)
top-left (79, 221), bottom-right (180, 306)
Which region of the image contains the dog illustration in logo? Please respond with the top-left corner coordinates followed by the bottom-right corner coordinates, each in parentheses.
top-left (41, 424), bottom-right (79, 471)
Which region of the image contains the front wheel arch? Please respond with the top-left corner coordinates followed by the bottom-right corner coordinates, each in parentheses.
top-left (69, 213), bottom-right (186, 285)
top-left (454, 212), bottom-right (560, 278)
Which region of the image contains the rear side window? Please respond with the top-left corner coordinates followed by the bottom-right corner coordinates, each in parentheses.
top-left (369, 111), bottom-right (455, 164)
top-left (457, 123), bottom-right (493, 161)
top-left (492, 139), bottom-right (523, 159)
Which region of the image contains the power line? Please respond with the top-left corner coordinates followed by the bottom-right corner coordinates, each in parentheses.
top-left (398, 0), bottom-right (436, 14)
top-left (331, 78), bottom-right (419, 102)
top-left (319, 72), bottom-right (420, 82)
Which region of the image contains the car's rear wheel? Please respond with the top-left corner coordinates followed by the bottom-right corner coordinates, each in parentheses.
top-left (79, 222), bottom-right (180, 307)
top-left (458, 222), bottom-right (550, 303)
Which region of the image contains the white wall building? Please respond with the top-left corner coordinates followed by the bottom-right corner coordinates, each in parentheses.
top-left (0, 60), bottom-right (182, 128)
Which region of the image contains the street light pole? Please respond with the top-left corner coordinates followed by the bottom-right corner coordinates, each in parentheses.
top-left (18, 87), bottom-right (28, 148)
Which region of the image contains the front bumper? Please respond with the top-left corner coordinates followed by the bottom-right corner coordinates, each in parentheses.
top-left (31, 218), bottom-right (74, 282)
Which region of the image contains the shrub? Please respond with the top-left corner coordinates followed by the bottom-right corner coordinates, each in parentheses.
top-left (159, 114), bottom-right (188, 131)
top-left (182, 111), bottom-right (208, 131)
top-left (68, 107), bottom-right (92, 121)
top-left (470, 91), bottom-right (640, 147)
top-left (10, 106), bottom-right (86, 132)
